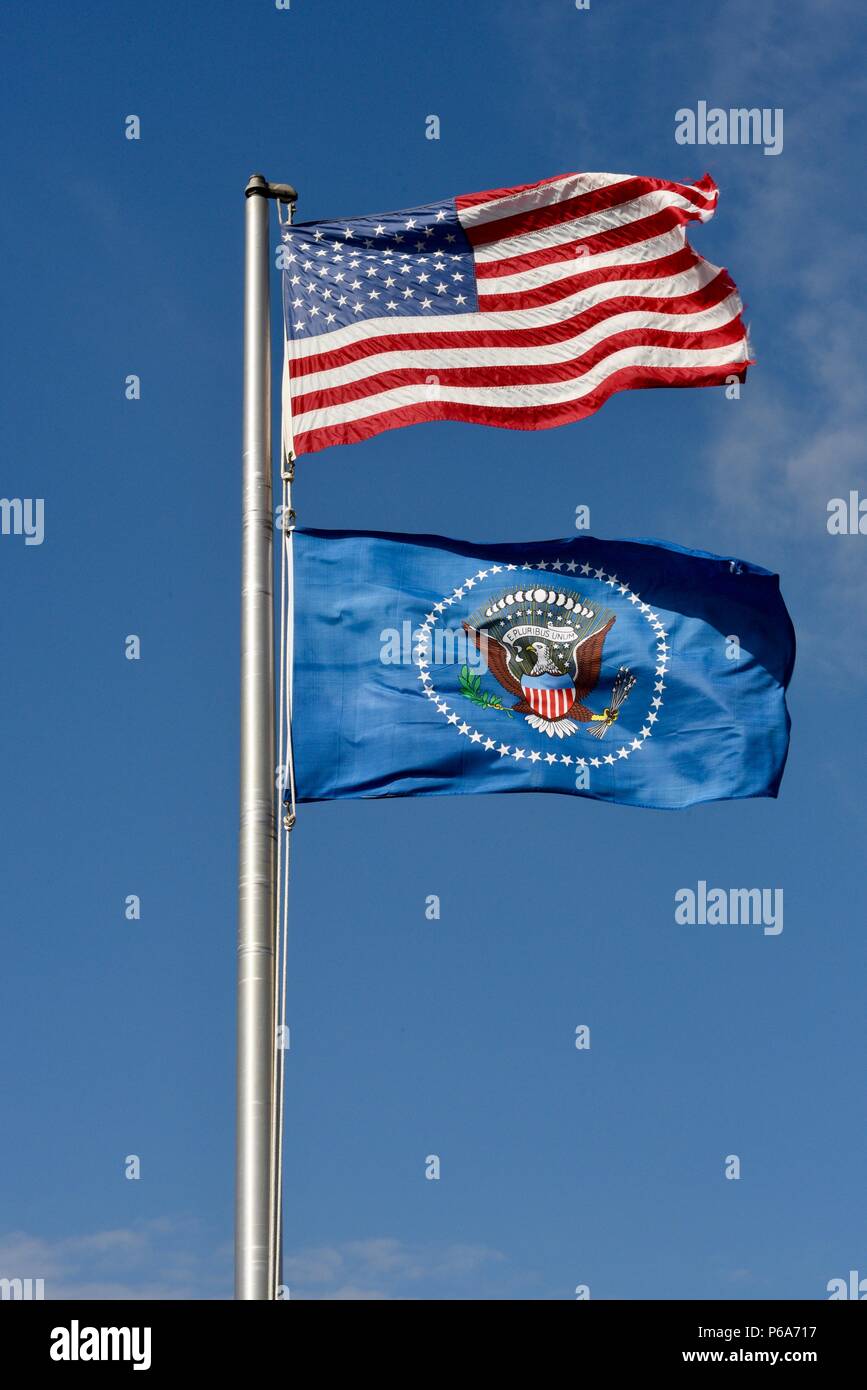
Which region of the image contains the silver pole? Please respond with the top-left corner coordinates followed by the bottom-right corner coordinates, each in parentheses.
top-left (236, 172), bottom-right (277, 1300)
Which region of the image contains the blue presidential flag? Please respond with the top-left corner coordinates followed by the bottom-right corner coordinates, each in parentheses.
top-left (291, 529), bottom-right (794, 810)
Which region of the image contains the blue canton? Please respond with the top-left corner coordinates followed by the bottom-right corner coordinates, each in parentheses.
top-left (281, 198), bottom-right (479, 339)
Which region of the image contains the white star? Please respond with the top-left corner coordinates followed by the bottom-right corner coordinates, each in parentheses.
top-left (374, 224), bottom-right (386, 236)
top-left (420, 297), bottom-right (432, 309)
top-left (560, 754), bottom-right (573, 766)
top-left (529, 751), bottom-right (541, 763)
top-left (447, 713), bottom-right (459, 725)
top-left (458, 722), bottom-right (470, 735)
top-left (545, 753), bottom-right (558, 765)
top-left (617, 747), bottom-right (629, 759)
top-left (512, 748), bottom-right (525, 761)
top-left (405, 218), bottom-right (417, 230)
top-left (343, 227), bottom-right (354, 239)
top-left (454, 293), bottom-right (467, 305)
top-left (470, 731), bottom-right (482, 743)
top-left (497, 744), bottom-right (510, 757)
top-left (435, 209), bottom-right (447, 221)
top-left (483, 737), bottom-right (495, 751)
top-left (580, 562), bottom-right (592, 575)
top-left (313, 229), bottom-right (324, 241)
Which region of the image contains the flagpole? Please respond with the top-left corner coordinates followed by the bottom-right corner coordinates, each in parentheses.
top-left (237, 172), bottom-right (295, 1300)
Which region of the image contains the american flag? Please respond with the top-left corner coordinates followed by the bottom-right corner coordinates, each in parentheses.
top-left (281, 171), bottom-right (750, 458)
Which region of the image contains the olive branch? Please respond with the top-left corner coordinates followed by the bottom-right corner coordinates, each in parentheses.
top-left (458, 665), bottom-right (513, 716)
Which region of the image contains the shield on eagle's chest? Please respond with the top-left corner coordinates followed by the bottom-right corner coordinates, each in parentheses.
top-left (520, 674), bottom-right (575, 720)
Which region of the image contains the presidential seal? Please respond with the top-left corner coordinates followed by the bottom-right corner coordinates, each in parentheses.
top-left (463, 586), bottom-right (635, 739)
top-left (413, 554), bottom-right (670, 780)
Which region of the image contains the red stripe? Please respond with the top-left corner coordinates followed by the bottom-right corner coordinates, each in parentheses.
top-left (461, 175), bottom-right (718, 248)
top-left (290, 320), bottom-right (747, 416)
top-left (288, 268), bottom-right (739, 381)
top-left (455, 172), bottom-right (579, 212)
top-left (477, 246), bottom-right (699, 313)
top-left (474, 207), bottom-right (701, 280)
top-left (292, 360), bottom-right (751, 456)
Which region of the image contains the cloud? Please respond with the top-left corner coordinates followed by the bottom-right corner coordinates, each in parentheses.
top-left (0, 1220), bottom-right (231, 1301)
top-left (284, 1237), bottom-right (508, 1300)
top-left (688, 0), bottom-right (867, 676)
top-left (0, 1225), bottom-right (511, 1301)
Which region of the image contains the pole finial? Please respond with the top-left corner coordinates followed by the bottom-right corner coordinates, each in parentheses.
top-left (245, 173), bottom-right (298, 203)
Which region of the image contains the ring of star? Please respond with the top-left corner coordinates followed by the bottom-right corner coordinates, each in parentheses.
top-left (411, 558), bottom-right (669, 776)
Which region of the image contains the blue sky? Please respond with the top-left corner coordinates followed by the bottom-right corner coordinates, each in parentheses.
top-left (1, 0), bottom-right (864, 1299)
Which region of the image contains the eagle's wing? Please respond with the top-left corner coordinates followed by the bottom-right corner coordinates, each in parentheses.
top-left (572, 616), bottom-right (615, 702)
top-left (463, 623), bottom-right (524, 701)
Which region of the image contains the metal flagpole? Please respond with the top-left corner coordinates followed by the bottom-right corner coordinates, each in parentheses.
top-left (237, 172), bottom-right (296, 1300)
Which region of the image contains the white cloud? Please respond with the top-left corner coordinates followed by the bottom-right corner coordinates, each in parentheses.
top-left (690, 0), bottom-right (867, 676)
top-left (0, 1225), bottom-right (510, 1301)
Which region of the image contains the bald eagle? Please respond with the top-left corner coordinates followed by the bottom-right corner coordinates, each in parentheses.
top-left (463, 617), bottom-right (616, 738)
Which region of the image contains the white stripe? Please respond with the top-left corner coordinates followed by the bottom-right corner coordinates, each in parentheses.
top-left (477, 225), bottom-right (689, 295)
top-left (458, 172), bottom-right (633, 228)
top-left (473, 189), bottom-right (718, 265)
top-left (292, 342), bottom-right (750, 434)
top-left (291, 293), bottom-right (744, 397)
top-left (288, 258), bottom-right (726, 360)
top-left (479, 225), bottom-right (690, 294)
